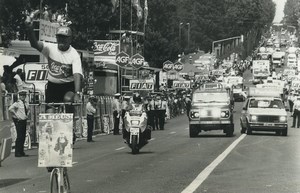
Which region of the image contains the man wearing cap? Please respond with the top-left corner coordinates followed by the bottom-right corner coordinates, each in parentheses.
top-left (25, 17), bottom-right (83, 105)
top-left (112, 93), bottom-right (121, 135)
top-left (9, 90), bottom-right (30, 157)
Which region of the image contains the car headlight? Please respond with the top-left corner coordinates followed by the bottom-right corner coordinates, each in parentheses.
top-left (131, 120), bottom-right (140, 126)
top-left (211, 109), bottom-right (220, 117)
top-left (190, 111), bottom-right (200, 118)
top-left (220, 110), bottom-right (230, 118)
top-left (250, 115), bottom-right (257, 122)
top-left (279, 116), bottom-right (287, 122)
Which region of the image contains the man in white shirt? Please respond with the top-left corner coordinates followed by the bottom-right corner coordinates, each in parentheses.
top-left (9, 90), bottom-right (30, 157)
top-left (86, 96), bottom-right (97, 142)
top-left (112, 93), bottom-right (121, 135)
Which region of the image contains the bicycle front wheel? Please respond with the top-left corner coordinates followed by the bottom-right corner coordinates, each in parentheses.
top-left (50, 168), bottom-right (59, 193)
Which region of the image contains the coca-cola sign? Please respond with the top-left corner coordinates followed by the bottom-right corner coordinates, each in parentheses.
top-left (163, 60), bottom-right (173, 71)
top-left (93, 40), bottom-right (120, 57)
top-left (116, 51), bottom-right (129, 67)
top-left (131, 53), bottom-right (144, 69)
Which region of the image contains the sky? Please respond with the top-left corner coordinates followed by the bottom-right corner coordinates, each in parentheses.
top-left (273, 0), bottom-right (287, 23)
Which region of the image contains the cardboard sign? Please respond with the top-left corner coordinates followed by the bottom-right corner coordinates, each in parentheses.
top-left (38, 114), bottom-right (73, 167)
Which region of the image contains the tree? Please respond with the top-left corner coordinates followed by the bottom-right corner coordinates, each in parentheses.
top-left (284, 0), bottom-right (300, 27)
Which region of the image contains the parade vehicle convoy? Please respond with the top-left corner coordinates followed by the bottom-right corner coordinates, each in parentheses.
top-left (252, 60), bottom-right (270, 84)
top-left (188, 83), bottom-right (234, 137)
top-left (240, 88), bottom-right (288, 136)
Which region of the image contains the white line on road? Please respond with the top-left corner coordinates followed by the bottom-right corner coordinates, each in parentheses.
top-left (149, 138), bottom-right (155, 141)
top-left (116, 147), bottom-right (125, 151)
top-left (72, 161), bottom-right (78, 165)
top-left (181, 134), bottom-right (247, 193)
top-left (170, 131), bottom-right (176, 134)
top-left (185, 127), bottom-right (189, 130)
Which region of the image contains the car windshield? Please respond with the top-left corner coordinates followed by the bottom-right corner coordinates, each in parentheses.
top-left (249, 99), bottom-right (284, 109)
top-left (193, 92), bottom-right (229, 103)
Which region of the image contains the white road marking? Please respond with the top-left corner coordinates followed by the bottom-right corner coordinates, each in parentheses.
top-left (38, 191), bottom-right (47, 193)
top-left (185, 127), bottom-right (189, 130)
top-left (149, 138), bottom-right (155, 141)
top-left (116, 147), bottom-right (125, 150)
top-left (72, 161), bottom-right (78, 165)
top-left (170, 131), bottom-right (176, 134)
top-left (181, 134), bottom-right (247, 193)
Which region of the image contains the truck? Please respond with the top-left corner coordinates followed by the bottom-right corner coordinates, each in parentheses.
top-left (272, 51), bottom-right (285, 67)
top-left (252, 60), bottom-right (270, 84)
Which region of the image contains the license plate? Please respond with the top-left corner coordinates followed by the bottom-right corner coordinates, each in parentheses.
top-left (130, 128), bottom-right (140, 135)
top-left (264, 123), bottom-right (275, 126)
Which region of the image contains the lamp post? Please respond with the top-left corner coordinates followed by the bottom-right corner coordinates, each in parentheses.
top-left (186, 23), bottom-right (190, 51)
top-left (179, 22), bottom-right (183, 47)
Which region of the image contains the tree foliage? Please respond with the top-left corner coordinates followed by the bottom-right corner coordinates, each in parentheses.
top-left (284, 0), bottom-right (300, 27)
top-left (0, 0), bottom-right (275, 67)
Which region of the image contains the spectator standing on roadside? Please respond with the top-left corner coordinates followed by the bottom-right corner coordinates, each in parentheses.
top-left (292, 96), bottom-right (300, 128)
top-left (14, 69), bottom-right (25, 91)
top-left (112, 93), bottom-right (121, 135)
top-left (9, 90), bottom-right (29, 157)
top-left (86, 96), bottom-right (97, 142)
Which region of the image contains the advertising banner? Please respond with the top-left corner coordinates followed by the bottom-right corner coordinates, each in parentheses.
top-left (39, 19), bottom-right (59, 42)
top-left (93, 40), bottom-right (120, 62)
top-left (24, 63), bottom-right (48, 93)
top-left (173, 80), bottom-right (191, 88)
top-left (129, 79), bottom-right (154, 90)
top-left (38, 114), bottom-right (73, 167)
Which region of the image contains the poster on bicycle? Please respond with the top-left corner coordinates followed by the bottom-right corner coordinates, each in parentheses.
top-left (38, 113), bottom-right (73, 167)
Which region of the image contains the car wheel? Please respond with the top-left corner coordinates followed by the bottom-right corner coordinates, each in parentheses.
top-left (189, 125), bottom-right (198, 138)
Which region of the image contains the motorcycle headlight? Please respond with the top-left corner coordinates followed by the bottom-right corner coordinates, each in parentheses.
top-left (279, 116), bottom-right (287, 122)
top-left (250, 115), bottom-right (257, 122)
top-left (131, 120), bottom-right (140, 126)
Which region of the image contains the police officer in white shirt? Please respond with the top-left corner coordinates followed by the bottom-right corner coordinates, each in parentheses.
top-left (292, 96), bottom-right (300, 128)
top-left (9, 90), bottom-right (30, 157)
top-left (112, 93), bottom-right (121, 135)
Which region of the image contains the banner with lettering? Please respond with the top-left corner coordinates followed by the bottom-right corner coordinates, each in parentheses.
top-left (23, 63), bottom-right (48, 93)
top-left (39, 19), bottom-right (60, 42)
top-left (173, 80), bottom-right (191, 88)
top-left (129, 79), bottom-right (154, 90)
top-left (93, 40), bottom-right (120, 62)
top-left (38, 113), bottom-right (73, 167)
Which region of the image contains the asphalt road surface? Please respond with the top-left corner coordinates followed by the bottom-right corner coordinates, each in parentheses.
top-left (1, 69), bottom-right (300, 193)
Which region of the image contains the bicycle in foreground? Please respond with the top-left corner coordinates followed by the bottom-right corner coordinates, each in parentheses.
top-left (38, 102), bottom-right (81, 193)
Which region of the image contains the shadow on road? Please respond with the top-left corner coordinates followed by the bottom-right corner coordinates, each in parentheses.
top-left (0, 178), bottom-right (29, 188)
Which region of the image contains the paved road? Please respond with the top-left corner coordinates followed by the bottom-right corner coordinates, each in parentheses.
top-left (1, 69), bottom-right (300, 193)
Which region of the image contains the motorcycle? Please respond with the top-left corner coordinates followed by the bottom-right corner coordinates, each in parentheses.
top-left (123, 104), bottom-right (151, 154)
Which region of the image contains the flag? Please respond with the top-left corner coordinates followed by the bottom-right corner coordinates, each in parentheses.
top-left (132, 0), bottom-right (143, 20)
top-left (144, 0), bottom-right (148, 25)
top-left (65, 3), bottom-right (68, 14)
top-left (111, 0), bottom-right (120, 13)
